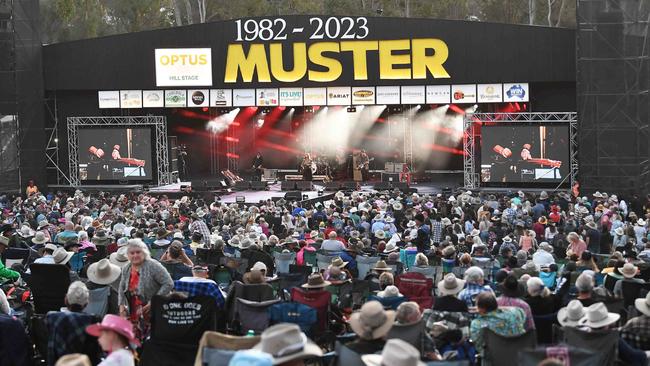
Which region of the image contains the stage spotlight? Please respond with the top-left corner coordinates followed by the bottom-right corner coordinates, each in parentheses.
top-left (54, 138), bottom-right (58, 143)
top-left (256, 118), bottom-right (265, 129)
top-left (261, 107), bottom-right (271, 114)
top-left (305, 106), bottom-right (313, 113)
top-left (318, 189), bottom-right (324, 196)
top-left (302, 194), bottom-right (309, 200)
top-left (347, 107), bottom-right (357, 113)
top-left (236, 196), bottom-right (245, 203)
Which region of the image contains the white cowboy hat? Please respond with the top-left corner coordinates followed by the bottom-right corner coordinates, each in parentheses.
top-left (109, 246), bottom-right (129, 268)
top-left (31, 231), bottom-right (48, 245)
top-left (586, 221), bottom-right (597, 230)
top-left (592, 191), bottom-right (603, 198)
top-left (406, 220), bottom-right (416, 228)
top-left (437, 273), bottom-right (466, 296)
top-left (87, 258), bottom-right (121, 285)
top-left (252, 323), bottom-right (322, 365)
top-left (579, 302), bottom-right (620, 328)
top-left (18, 225), bottom-right (34, 238)
top-left (362, 338), bottom-right (426, 366)
top-left (392, 202), bottom-right (404, 211)
top-left (377, 285), bottom-right (402, 298)
top-left (503, 236), bottom-right (513, 243)
top-left (52, 247), bottom-right (74, 265)
top-left (620, 262), bottom-right (638, 279)
top-left (557, 300), bottom-right (586, 327)
top-left (350, 301), bottom-right (396, 340)
top-left (615, 227), bottom-right (624, 236)
top-left (637, 219), bottom-right (646, 226)
top-left (635, 292), bottom-right (650, 317)
top-left (383, 241), bottom-right (399, 253)
top-left (375, 230), bottom-right (386, 239)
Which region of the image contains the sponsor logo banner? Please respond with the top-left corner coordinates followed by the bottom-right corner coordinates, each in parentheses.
top-left (98, 91), bottom-right (120, 109)
top-left (327, 86), bottom-right (351, 106)
top-left (164, 90), bottom-right (187, 107)
top-left (155, 48), bottom-right (212, 87)
top-left (351, 87), bottom-right (375, 105)
top-left (142, 90), bottom-right (164, 108)
top-left (233, 89), bottom-right (256, 106)
top-left (401, 85), bottom-right (425, 104)
top-left (451, 84), bottom-right (476, 103)
top-left (376, 86), bottom-right (400, 105)
top-left (209, 89), bottom-right (232, 107)
top-left (279, 88), bottom-right (303, 106)
top-left (426, 85), bottom-right (451, 104)
top-left (303, 87), bottom-right (327, 106)
top-left (257, 88), bottom-right (279, 106)
top-left (503, 83), bottom-right (529, 102)
top-left (477, 84), bottom-right (503, 103)
top-left (187, 89), bottom-right (209, 107)
top-left (120, 90), bottom-right (142, 109)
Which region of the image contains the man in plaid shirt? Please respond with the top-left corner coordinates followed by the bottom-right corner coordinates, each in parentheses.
top-left (430, 215), bottom-right (443, 244)
top-left (175, 265), bottom-right (225, 309)
top-left (621, 292), bottom-right (650, 350)
top-left (189, 213), bottom-right (211, 246)
top-left (458, 266), bottom-right (494, 308)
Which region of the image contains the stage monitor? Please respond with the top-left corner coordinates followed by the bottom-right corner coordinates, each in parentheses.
top-left (480, 124), bottom-right (569, 185)
top-left (78, 127), bottom-right (153, 181)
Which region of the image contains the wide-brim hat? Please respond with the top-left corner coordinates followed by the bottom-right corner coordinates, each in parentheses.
top-left (392, 202), bottom-right (404, 211)
top-left (503, 236), bottom-right (513, 243)
top-left (615, 227), bottom-right (624, 236)
top-left (586, 221), bottom-right (597, 230)
top-left (86, 314), bottom-right (140, 347)
top-left (31, 232), bottom-right (47, 244)
top-left (438, 273), bottom-right (465, 296)
top-left (373, 260), bottom-right (392, 272)
top-left (302, 273), bottom-right (331, 289)
top-left (557, 300), bottom-right (586, 327)
top-left (375, 230), bottom-right (386, 239)
top-left (635, 292), bottom-right (650, 317)
top-left (87, 258), bottom-right (121, 285)
top-left (377, 285), bottom-right (402, 298)
top-left (579, 302), bottom-right (620, 328)
top-left (441, 245), bottom-right (456, 257)
top-left (330, 257), bottom-right (348, 269)
top-left (37, 220), bottom-right (49, 229)
top-left (383, 242), bottom-right (398, 253)
top-left (361, 339), bottom-right (426, 366)
top-left (621, 263), bottom-right (638, 279)
top-left (252, 323), bottom-right (322, 365)
top-left (109, 246), bottom-right (129, 268)
top-left (52, 247), bottom-right (74, 265)
top-left (406, 220), bottom-right (416, 228)
top-left (350, 301), bottom-right (396, 340)
top-left (637, 219), bottom-right (646, 226)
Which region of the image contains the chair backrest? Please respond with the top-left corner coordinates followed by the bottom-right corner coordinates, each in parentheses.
top-left (273, 252), bottom-right (296, 274)
top-left (289, 264), bottom-right (313, 276)
top-left (219, 257), bottom-right (248, 275)
top-left (225, 281), bottom-right (276, 322)
top-left (387, 320), bottom-right (425, 346)
top-left (303, 251), bottom-right (318, 267)
top-left (46, 311), bottom-right (101, 364)
top-left (291, 287), bottom-right (331, 331)
top-left (335, 341), bottom-right (365, 366)
top-left (356, 255), bottom-right (380, 279)
top-left (563, 326), bottom-right (619, 366)
top-left (409, 265), bottom-right (436, 280)
top-left (268, 302), bottom-right (318, 336)
top-left (395, 272), bottom-right (434, 300)
top-left (83, 286), bottom-right (110, 318)
top-left (2, 247), bottom-right (31, 266)
top-left (235, 298), bottom-right (281, 335)
top-left (28, 263), bottom-right (71, 314)
top-left (532, 312), bottom-right (558, 345)
top-left (621, 280), bottom-right (646, 308)
top-left (368, 294), bottom-right (407, 310)
top-left (482, 328), bottom-right (537, 366)
top-left (387, 261), bottom-right (404, 275)
top-left (441, 258), bottom-right (456, 274)
top-left (604, 274), bottom-right (618, 293)
top-left (278, 273), bottom-right (308, 297)
top-left (518, 345), bottom-right (607, 366)
top-left (150, 295), bottom-right (217, 345)
top-left (210, 265), bottom-right (232, 287)
top-left (316, 253), bottom-right (336, 271)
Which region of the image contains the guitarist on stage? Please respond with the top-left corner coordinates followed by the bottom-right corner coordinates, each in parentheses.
top-left (358, 149), bottom-right (370, 181)
top-left (252, 152), bottom-right (264, 181)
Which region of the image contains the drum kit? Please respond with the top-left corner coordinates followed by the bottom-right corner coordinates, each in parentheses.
top-left (300, 154), bottom-right (333, 178)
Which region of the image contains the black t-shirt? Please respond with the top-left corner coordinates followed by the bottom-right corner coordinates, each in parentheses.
top-left (150, 295), bottom-right (216, 344)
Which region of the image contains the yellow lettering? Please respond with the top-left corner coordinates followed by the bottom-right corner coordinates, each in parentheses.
top-left (378, 39), bottom-right (411, 80)
top-left (224, 44), bottom-right (271, 83)
top-left (340, 41), bottom-right (378, 81)
top-left (411, 38), bottom-right (450, 79)
top-left (308, 42), bottom-right (342, 82)
top-left (199, 54), bottom-right (207, 65)
top-left (269, 43), bottom-right (307, 82)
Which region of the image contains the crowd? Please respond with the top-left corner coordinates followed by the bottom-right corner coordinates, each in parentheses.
top-left (0, 187), bottom-right (650, 365)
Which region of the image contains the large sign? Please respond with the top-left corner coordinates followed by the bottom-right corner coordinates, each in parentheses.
top-left (209, 89), bottom-right (232, 107)
top-left (327, 86), bottom-right (351, 106)
top-left (503, 83), bottom-right (529, 102)
top-left (98, 91), bottom-right (120, 109)
top-left (155, 48), bottom-right (212, 87)
top-left (279, 88), bottom-right (303, 106)
top-left (376, 86), bottom-right (400, 105)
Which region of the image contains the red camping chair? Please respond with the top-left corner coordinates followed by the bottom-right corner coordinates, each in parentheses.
top-left (395, 272), bottom-right (434, 310)
top-left (291, 287), bottom-right (331, 332)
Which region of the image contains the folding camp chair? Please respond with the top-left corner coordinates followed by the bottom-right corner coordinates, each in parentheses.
top-left (621, 280), bottom-right (648, 309)
top-left (356, 255), bottom-right (380, 279)
top-left (603, 274), bottom-right (618, 293)
top-left (268, 301), bottom-right (318, 336)
top-left (278, 272), bottom-right (308, 300)
top-left (482, 329), bottom-right (537, 366)
top-left (395, 272), bottom-right (434, 310)
top-left (303, 251), bottom-right (318, 268)
top-left (193, 331), bottom-right (260, 366)
top-left (368, 294), bottom-right (407, 310)
top-left (519, 345), bottom-right (605, 366)
top-left (235, 298), bottom-right (281, 335)
top-left (27, 263), bottom-right (71, 314)
top-left (224, 281), bottom-right (276, 326)
top-left (46, 311), bottom-right (101, 364)
top-left (83, 286), bottom-right (110, 318)
top-left (273, 251), bottom-right (296, 274)
top-left (533, 312), bottom-right (558, 345)
top-left (334, 340), bottom-right (365, 366)
top-left (291, 287), bottom-right (331, 332)
top-left (2, 247), bottom-right (32, 267)
top-left (317, 252), bottom-right (336, 272)
top-left (563, 326), bottom-right (619, 366)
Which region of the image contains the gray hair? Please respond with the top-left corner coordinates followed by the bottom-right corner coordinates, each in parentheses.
top-left (78, 230), bottom-right (89, 241)
top-left (66, 281), bottom-right (89, 306)
top-left (575, 272), bottom-right (594, 293)
top-left (127, 238), bottom-right (151, 260)
top-left (464, 266), bottom-right (485, 284)
top-left (414, 253), bottom-right (428, 266)
top-left (526, 277), bottom-right (549, 297)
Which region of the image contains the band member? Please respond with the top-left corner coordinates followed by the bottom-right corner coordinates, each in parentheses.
top-left (358, 149), bottom-right (370, 181)
top-left (300, 153), bottom-right (313, 181)
top-left (177, 145), bottom-right (188, 182)
top-left (26, 179), bottom-right (39, 198)
top-left (520, 143), bottom-right (532, 160)
top-left (252, 152), bottom-right (264, 182)
top-left (111, 145), bottom-right (121, 160)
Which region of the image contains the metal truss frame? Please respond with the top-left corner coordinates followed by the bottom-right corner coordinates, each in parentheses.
top-left (463, 112), bottom-right (578, 189)
top-left (67, 116), bottom-right (170, 187)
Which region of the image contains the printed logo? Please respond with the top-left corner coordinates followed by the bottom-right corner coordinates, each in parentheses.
top-left (506, 84), bottom-right (526, 99)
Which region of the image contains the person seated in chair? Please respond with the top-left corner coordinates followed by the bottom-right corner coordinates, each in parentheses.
top-left (434, 273), bottom-right (468, 312)
top-left (0, 237), bottom-right (20, 282)
top-left (345, 301), bottom-right (393, 354)
top-left (469, 292), bottom-right (526, 355)
top-left (159, 241), bottom-right (193, 281)
top-left (86, 259), bottom-right (122, 315)
top-left (613, 262), bottom-right (645, 298)
top-left (176, 265), bottom-right (225, 307)
top-left (393, 301), bottom-right (441, 361)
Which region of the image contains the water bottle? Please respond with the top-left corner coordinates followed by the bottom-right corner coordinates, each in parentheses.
top-left (246, 330), bottom-right (255, 337)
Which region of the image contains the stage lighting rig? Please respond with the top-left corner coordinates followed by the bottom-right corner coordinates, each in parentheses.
top-left (347, 107), bottom-right (357, 113)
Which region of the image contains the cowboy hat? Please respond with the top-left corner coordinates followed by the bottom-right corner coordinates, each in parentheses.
top-left (539, 191), bottom-right (549, 200)
top-left (437, 273), bottom-right (465, 296)
top-left (301, 273), bottom-right (331, 289)
top-left (592, 191), bottom-right (603, 198)
top-left (87, 258), bottom-right (121, 285)
top-left (361, 338), bottom-right (426, 366)
top-left (635, 292), bottom-right (650, 317)
top-left (54, 354), bottom-right (91, 366)
top-left (377, 285), bottom-right (402, 298)
top-left (31, 231), bottom-right (47, 245)
top-left (109, 246), bottom-right (129, 268)
top-left (52, 247), bottom-right (74, 265)
top-left (406, 220), bottom-right (416, 228)
top-left (374, 230), bottom-right (386, 239)
top-left (637, 219), bottom-right (647, 226)
top-left (383, 241), bottom-right (399, 253)
top-left (620, 262), bottom-right (638, 279)
top-left (557, 300), bottom-right (585, 327)
top-left (441, 245), bottom-right (456, 257)
top-left (503, 236), bottom-right (513, 243)
top-left (579, 302), bottom-right (620, 328)
top-left (44, 243), bottom-right (58, 252)
top-left (253, 323), bottom-right (322, 365)
top-left (37, 220), bottom-right (49, 229)
top-left (586, 221), bottom-right (597, 230)
top-left (373, 260), bottom-right (392, 272)
top-left (615, 227), bottom-right (624, 236)
top-left (392, 202), bottom-right (404, 211)
top-left (350, 301), bottom-right (396, 340)
top-left (538, 217), bottom-right (548, 225)
top-left (17, 224), bottom-right (34, 238)
top-left (330, 257), bottom-right (348, 269)
top-left (86, 314), bottom-right (140, 347)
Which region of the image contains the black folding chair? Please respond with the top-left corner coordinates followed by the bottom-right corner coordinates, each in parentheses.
top-left (27, 263), bottom-right (71, 314)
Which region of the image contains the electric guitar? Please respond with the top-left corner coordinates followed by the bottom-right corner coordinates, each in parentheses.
top-left (357, 157), bottom-right (374, 170)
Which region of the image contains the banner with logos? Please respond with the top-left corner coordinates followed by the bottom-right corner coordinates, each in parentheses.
top-left (209, 89), bottom-right (232, 107)
top-left (142, 90), bottom-right (164, 107)
top-left (303, 87), bottom-right (327, 106)
top-left (375, 86), bottom-right (400, 105)
top-left (155, 48), bottom-right (212, 87)
top-left (279, 88), bottom-right (303, 106)
top-left (351, 87), bottom-right (375, 105)
top-left (120, 90), bottom-right (142, 109)
top-left (426, 85), bottom-right (451, 104)
top-left (451, 84), bottom-right (476, 104)
top-left (257, 88), bottom-right (279, 106)
top-left (503, 83), bottom-right (529, 102)
top-left (477, 84), bottom-right (503, 103)
top-left (401, 86), bottom-right (425, 104)
top-left (327, 87), bottom-right (351, 106)
top-left (98, 91), bottom-right (120, 109)
top-left (164, 90), bottom-right (187, 107)
top-left (187, 89), bottom-right (209, 107)
top-left (232, 89), bottom-right (255, 107)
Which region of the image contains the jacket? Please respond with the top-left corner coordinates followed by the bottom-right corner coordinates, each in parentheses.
top-left (118, 259), bottom-right (174, 308)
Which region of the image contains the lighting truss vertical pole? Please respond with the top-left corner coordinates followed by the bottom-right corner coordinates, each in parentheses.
top-left (463, 114), bottom-right (477, 189)
top-left (569, 112), bottom-right (578, 189)
top-left (403, 112), bottom-right (413, 170)
top-left (67, 121), bottom-right (79, 187)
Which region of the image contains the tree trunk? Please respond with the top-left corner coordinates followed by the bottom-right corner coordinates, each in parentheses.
top-left (547, 0), bottom-right (554, 27)
top-left (173, 0), bottom-right (183, 26)
top-left (529, 0), bottom-right (536, 25)
top-left (555, 0), bottom-right (566, 27)
top-left (184, 0), bottom-right (193, 24)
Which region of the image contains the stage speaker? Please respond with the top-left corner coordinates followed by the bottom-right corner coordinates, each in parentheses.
top-left (374, 182), bottom-right (391, 191)
top-left (382, 173), bottom-right (400, 182)
top-left (393, 182), bottom-right (410, 191)
top-left (323, 182), bottom-right (340, 191)
top-left (296, 181), bottom-right (313, 191)
top-left (250, 181), bottom-right (267, 190)
top-left (233, 181), bottom-right (250, 191)
top-left (281, 181), bottom-right (297, 191)
top-left (342, 181), bottom-right (357, 190)
top-left (284, 191), bottom-right (302, 201)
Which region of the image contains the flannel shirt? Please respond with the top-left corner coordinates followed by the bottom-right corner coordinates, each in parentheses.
top-left (458, 282), bottom-right (494, 308)
top-left (189, 220), bottom-right (211, 246)
top-left (174, 280), bottom-right (225, 309)
top-left (497, 295), bottom-right (536, 331)
top-left (621, 314), bottom-right (650, 351)
top-left (470, 307), bottom-right (526, 353)
top-left (431, 221), bottom-right (443, 244)
top-left (46, 311), bottom-right (99, 365)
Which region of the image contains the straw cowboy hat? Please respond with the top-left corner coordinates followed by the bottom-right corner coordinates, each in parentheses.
top-left (620, 263), bottom-right (638, 279)
top-left (383, 241), bottom-right (399, 253)
top-left (441, 245), bottom-right (456, 257)
top-left (55, 354), bottom-right (91, 366)
top-left (87, 259), bottom-right (121, 285)
top-left (635, 292), bottom-right (650, 317)
top-left (350, 301), bottom-right (396, 340)
top-left (374, 230), bottom-right (386, 239)
top-left (579, 302), bottom-right (620, 328)
top-left (593, 191), bottom-right (603, 198)
top-left (557, 300), bottom-right (586, 327)
top-left (301, 273), bottom-right (331, 289)
top-left (377, 285), bottom-right (402, 298)
top-left (253, 323), bottom-right (322, 365)
top-left (37, 220), bottom-right (49, 230)
top-left (31, 231), bottom-right (47, 245)
top-left (586, 221), bottom-right (597, 230)
top-left (18, 224), bottom-right (34, 238)
top-left (615, 227), bottom-right (624, 236)
top-left (86, 314), bottom-right (140, 346)
top-left (373, 260), bottom-right (392, 272)
top-left (109, 246), bottom-right (129, 268)
top-left (52, 247), bottom-right (74, 265)
top-left (330, 257), bottom-right (348, 269)
top-left (361, 339), bottom-right (426, 366)
top-left (437, 273), bottom-right (466, 296)
top-left (392, 202), bottom-right (404, 211)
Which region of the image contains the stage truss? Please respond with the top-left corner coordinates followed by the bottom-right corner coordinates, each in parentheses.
top-left (67, 116), bottom-right (170, 187)
top-left (463, 112), bottom-right (578, 189)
